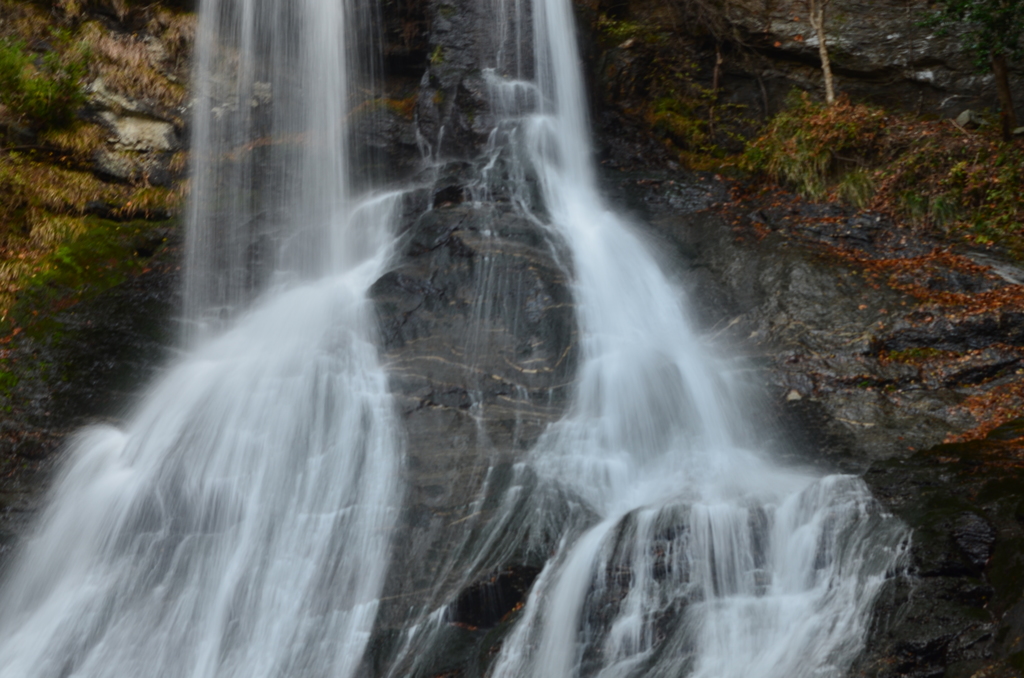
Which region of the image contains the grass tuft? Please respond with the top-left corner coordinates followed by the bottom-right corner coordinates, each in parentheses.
top-left (39, 123), bottom-right (109, 159)
top-left (742, 92), bottom-right (886, 201)
top-left (837, 168), bottom-right (876, 208)
top-left (743, 92), bottom-right (1024, 257)
top-left (80, 21), bottom-right (187, 110)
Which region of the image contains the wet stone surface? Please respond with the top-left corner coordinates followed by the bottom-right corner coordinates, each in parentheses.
top-left (368, 198), bottom-right (579, 641)
top-left (852, 433), bottom-right (1024, 678)
top-left (371, 199), bottom-right (578, 457)
top-left (5, 164), bottom-right (1024, 678)
top-left (8, 0), bottom-right (1023, 673)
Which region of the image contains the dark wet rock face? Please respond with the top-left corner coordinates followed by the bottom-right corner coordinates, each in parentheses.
top-left (604, 175), bottom-right (1024, 464)
top-left (369, 199), bottom-right (577, 638)
top-left (584, 0), bottom-right (1023, 142)
top-left (371, 200), bottom-right (577, 452)
top-left (853, 436), bottom-right (1024, 678)
top-left (361, 157), bottom-right (1024, 677)
top-left (447, 565), bottom-right (542, 629)
top-left (955, 512), bottom-right (999, 572)
top-left (606, 170), bottom-right (1024, 677)
top-left (723, 0), bottom-right (1023, 121)
top-left (2, 0), bottom-right (1023, 674)
top-left (414, 0), bottom-right (498, 160)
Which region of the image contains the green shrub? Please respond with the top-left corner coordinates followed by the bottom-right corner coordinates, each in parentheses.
top-left (837, 168), bottom-right (876, 208)
top-left (0, 37), bottom-right (87, 130)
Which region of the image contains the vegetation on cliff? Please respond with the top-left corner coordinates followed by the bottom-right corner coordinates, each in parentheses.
top-left (0, 0), bottom-right (191, 479)
top-left (588, 6), bottom-right (758, 167)
top-left (925, 0), bottom-right (1024, 139)
top-left (0, 34), bottom-right (87, 130)
top-left (0, 0), bottom-right (192, 334)
top-left (587, 0), bottom-right (1022, 264)
top-left (743, 94), bottom-right (1024, 257)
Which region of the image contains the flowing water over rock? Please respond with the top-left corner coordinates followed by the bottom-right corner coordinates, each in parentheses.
top-left (399, 0), bottom-right (912, 675)
top-left (0, 0), bottom-right (911, 675)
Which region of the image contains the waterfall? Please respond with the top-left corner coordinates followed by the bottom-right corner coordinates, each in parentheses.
top-left (0, 0), bottom-right (908, 673)
top-left (0, 0), bottom-right (403, 676)
top-left (473, 0), bottom-right (910, 675)
top-left (185, 0), bottom-right (386, 335)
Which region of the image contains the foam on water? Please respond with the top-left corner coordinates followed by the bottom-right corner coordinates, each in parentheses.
top-left (0, 265), bottom-right (401, 678)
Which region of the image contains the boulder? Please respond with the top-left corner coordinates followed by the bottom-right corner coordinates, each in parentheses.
top-left (82, 76), bottom-right (184, 188)
top-left (97, 111), bottom-right (179, 152)
top-left (955, 109), bottom-right (985, 129)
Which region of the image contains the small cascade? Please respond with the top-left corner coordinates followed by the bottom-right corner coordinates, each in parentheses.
top-left (0, 0), bottom-right (403, 676)
top-left (470, 0), bottom-right (911, 674)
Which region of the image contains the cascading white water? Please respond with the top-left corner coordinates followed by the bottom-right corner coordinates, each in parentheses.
top-left (475, 0), bottom-right (910, 675)
top-left (0, 0), bottom-right (907, 672)
top-left (0, 1), bottom-right (403, 676)
top-left (185, 0), bottom-right (385, 334)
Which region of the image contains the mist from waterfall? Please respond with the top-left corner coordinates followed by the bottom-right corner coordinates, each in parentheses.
top-left (0, 0), bottom-right (403, 676)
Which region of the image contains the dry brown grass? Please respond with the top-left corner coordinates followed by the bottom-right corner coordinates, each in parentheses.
top-left (0, 258), bottom-right (30, 290)
top-left (39, 123), bottom-right (109, 160)
top-left (0, 154), bottom-right (114, 214)
top-left (55, 0), bottom-right (85, 20)
top-left (168, 150), bottom-right (188, 175)
top-left (27, 210), bottom-right (87, 248)
top-left (147, 9), bottom-right (196, 66)
top-left (175, 175), bottom-right (191, 202)
top-left (63, 0), bottom-right (130, 21)
top-left (1, 153), bottom-right (184, 219)
top-left (80, 21), bottom-right (187, 110)
top-left (0, 151), bottom-right (181, 230)
top-left (117, 185), bottom-right (180, 219)
top-left (0, 152), bottom-right (183, 321)
top-left (0, 1), bottom-right (190, 325)
top-left (0, 1), bottom-right (52, 41)
top-left (0, 257), bottom-right (35, 319)
top-left (108, 0), bottom-right (130, 20)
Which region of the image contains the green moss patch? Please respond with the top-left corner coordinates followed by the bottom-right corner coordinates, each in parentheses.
top-left (5, 217), bottom-right (173, 339)
top-left (591, 10), bottom-right (757, 167)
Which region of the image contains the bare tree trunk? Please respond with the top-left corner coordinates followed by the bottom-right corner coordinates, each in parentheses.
top-left (992, 52), bottom-right (1018, 141)
top-left (709, 42), bottom-right (724, 139)
top-left (807, 0), bottom-right (835, 104)
top-left (757, 73), bottom-right (770, 117)
top-left (711, 41), bottom-right (724, 94)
